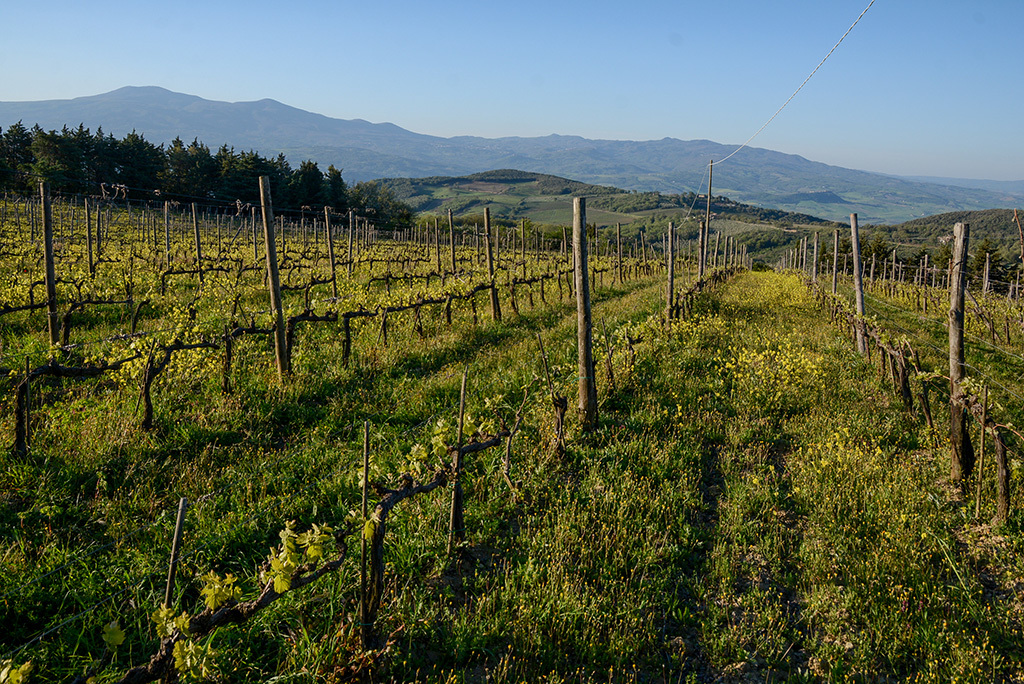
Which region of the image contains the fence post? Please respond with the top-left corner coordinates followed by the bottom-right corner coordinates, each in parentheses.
top-left (975, 386), bottom-right (988, 519)
top-left (993, 429), bottom-right (1010, 526)
top-left (666, 221), bottom-right (675, 323)
top-left (704, 159), bottom-right (713, 276)
top-left (448, 366), bottom-right (469, 555)
top-left (484, 208), bottom-right (501, 322)
top-left (347, 210), bottom-right (355, 275)
top-left (697, 220), bottom-right (706, 279)
top-left (812, 232), bottom-right (819, 282)
top-left (574, 197), bottom-right (598, 431)
top-left (831, 229), bottom-right (840, 294)
top-left (324, 207), bottom-right (338, 299)
top-left (163, 201), bottom-right (171, 268)
top-left (86, 197), bottom-right (95, 277)
top-left (259, 177), bottom-right (289, 380)
top-left (164, 497), bottom-right (188, 608)
top-left (14, 358), bottom-right (30, 456)
top-left (360, 421), bottom-right (371, 648)
top-left (850, 213), bottom-right (867, 354)
top-left (191, 203), bottom-right (204, 284)
top-left (616, 222), bottom-right (623, 284)
top-left (40, 182), bottom-right (59, 347)
top-left (449, 208), bottom-right (457, 273)
top-left (949, 221), bottom-right (974, 484)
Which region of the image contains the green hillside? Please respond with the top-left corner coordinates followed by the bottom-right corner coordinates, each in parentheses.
top-left (381, 170), bottom-right (1024, 271)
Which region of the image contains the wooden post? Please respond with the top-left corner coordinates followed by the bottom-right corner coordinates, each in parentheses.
top-left (666, 221), bottom-right (675, 323)
top-left (434, 216), bottom-right (441, 272)
top-left (949, 222), bottom-right (974, 483)
top-left (993, 429), bottom-right (1010, 526)
top-left (484, 208), bottom-right (501, 322)
top-left (713, 231), bottom-right (721, 271)
top-left (616, 223), bottom-right (623, 284)
top-left (850, 213), bottom-right (867, 354)
top-left (448, 208), bottom-right (456, 273)
top-left (521, 219), bottom-right (528, 279)
top-left (975, 386), bottom-right (988, 519)
top-left (701, 160), bottom-right (713, 276)
top-left (360, 421), bottom-right (370, 648)
top-left (86, 197), bottom-right (95, 277)
top-left (164, 497), bottom-right (188, 608)
top-left (259, 176), bottom-right (289, 379)
top-left (831, 229), bottom-right (840, 295)
top-left (96, 205), bottom-right (102, 260)
top-left (325, 207), bottom-right (338, 299)
top-left (574, 197), bottom-right (598, 431)
top-left (448, 366), bottom-right (469, 555)
top-left (812, 232), bottom-right (819, 282)
top-left (40, 182), bottom-right (59, 347)
top-left (163, 201), bottom-right (171, 268)
top-left (347, 209), bottom-right (355, 276)
top-left (14, 358), bottom-right (30, 456)
top-left (191, 203), bottom-right (204, 284)
top-left (697, 220), bottom-right (706, 279)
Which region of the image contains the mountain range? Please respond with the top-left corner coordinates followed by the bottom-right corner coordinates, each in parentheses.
top-left (1, 86), bottom-right (1020, 224)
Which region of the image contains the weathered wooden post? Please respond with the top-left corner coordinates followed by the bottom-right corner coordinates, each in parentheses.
top-left (948, 222), bottom-right (974, 484)
top-left (831, 229), bottom-right (840, 295)
top-left (163, 201), bottom-right (171, 268)
top-left (40, 182), bottom-right (59, 347)
top-left (325, 207), bottom-right (338, 298)
top-left (259, 176), bottom-right (289, 380)
top-left (484, 208), bottom-right (501, 322)
top-left (666, 221), bottom-right (675, 323)
top-left (993, 429), bottom-right (1010, 526)
top-left (14, 358), bottom-right (30, 456)
top-left (191, 203), bottom-right (204, 284)
top-left (616, 223), bottom-right (623, 284)
top-left (433, 216), bottom-right (441, 272)
top-left (85, 197), bottom-right (95, 277)
top-left (850, 213), bottom-right (867, 354)
top-left (360, 421), bottom-right (371, 648)
top-left (347, 210), bottom-right (355, 276)
top-left (975, 386), bottom-right (988, 519)
top-left (697, 220), bottom-right (706, 279)
top-left (574, 198), bottom-right (598, 431)
top-left (705, 158), bottom-right (713, 268)
top-left (449, 208), bottom-right (456, 273)
top-left (448, 367), bottom-right (469, 554)
top-left (812, 232), bottom-right (819, 282)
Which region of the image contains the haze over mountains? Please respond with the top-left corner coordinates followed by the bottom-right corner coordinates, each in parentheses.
top-left (1, 86), bottom-right (1019, 224)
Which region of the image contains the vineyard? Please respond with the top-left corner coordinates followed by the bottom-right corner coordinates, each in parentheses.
top-left (1, 184), bottom-right (1022, 683)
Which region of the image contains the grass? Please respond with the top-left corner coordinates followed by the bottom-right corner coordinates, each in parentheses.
top-left (1, 205), bottom-right (1023, 682)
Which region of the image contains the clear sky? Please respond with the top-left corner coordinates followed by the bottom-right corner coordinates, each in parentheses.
top-left (1, 0), bottom-right (1021, 180)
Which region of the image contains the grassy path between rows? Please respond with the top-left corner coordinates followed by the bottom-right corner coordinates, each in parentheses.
top-left (402, 270), bottom-right (1023, 682)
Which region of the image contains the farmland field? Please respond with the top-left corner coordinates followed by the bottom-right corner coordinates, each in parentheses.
top-left (1, 194), bottom-right (1022, 683)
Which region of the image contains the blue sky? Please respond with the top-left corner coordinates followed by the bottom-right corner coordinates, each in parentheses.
top-left (2, 0), bottom-right (1021, 180)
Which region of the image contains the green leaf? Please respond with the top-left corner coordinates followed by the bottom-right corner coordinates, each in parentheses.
top-left (102, 621), bottom-right (125, 649)
top-left (0, 660), bottom-right (33, 684)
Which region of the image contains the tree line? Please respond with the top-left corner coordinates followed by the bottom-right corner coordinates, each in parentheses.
top-left (0, 122), bottom-right (414, 227)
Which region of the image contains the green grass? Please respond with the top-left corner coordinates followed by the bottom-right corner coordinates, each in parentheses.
top-left (2, 221), bottom-right (1023, 683)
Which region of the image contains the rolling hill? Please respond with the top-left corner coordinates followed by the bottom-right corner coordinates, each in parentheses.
top-left (1, 86), bottom-right (1021, 223)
